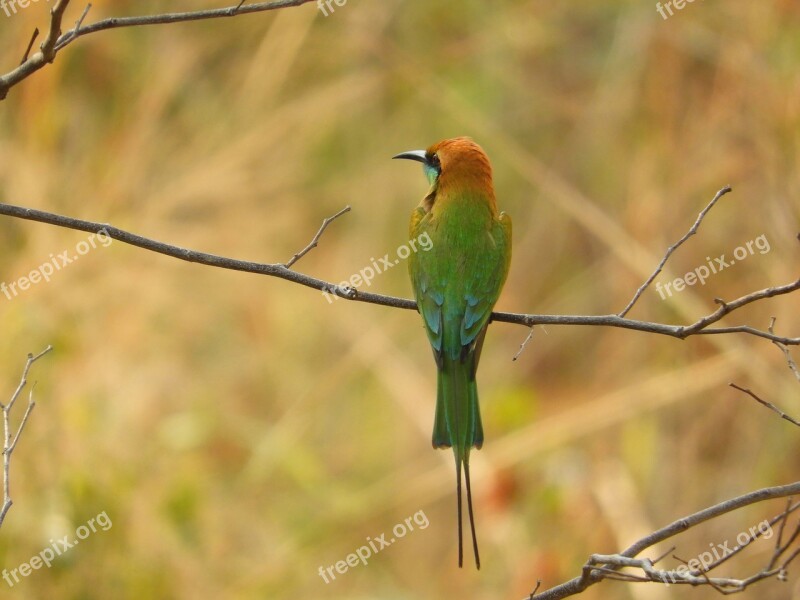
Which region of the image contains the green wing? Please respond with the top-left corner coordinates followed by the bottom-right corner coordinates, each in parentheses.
top-left (461, 212), bottom-right (512, 353)
top-left (409, 206), bottom-right (511, 362)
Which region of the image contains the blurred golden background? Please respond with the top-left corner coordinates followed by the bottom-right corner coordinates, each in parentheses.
top-left (0, 1), bottom-right (798, 598)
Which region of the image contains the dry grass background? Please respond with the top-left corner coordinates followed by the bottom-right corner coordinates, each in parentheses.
top-left (0, 1), bottom-right (798, 598)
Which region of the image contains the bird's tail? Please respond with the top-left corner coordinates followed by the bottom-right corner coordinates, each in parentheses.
top-left (433, 354), bottom-right (483, 569)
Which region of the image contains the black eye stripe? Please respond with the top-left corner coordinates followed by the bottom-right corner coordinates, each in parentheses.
top-left (428, 153), bottom-right (441, 169)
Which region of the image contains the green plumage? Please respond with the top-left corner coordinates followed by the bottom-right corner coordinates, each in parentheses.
top-left (396, 137), bottom-right (511, 569)
top-left (395, 138), bottom-right (511, 569)
top-left (409, 197), bottom-right (511, 461)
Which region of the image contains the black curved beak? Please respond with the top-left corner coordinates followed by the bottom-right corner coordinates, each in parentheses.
top-left (392, 150), bottom-right (428, 164)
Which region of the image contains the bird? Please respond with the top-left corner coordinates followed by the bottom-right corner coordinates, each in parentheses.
top-left (393, 137), bottom-right (512, 569)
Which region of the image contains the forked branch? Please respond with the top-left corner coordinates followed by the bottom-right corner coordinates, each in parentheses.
top-left (0, 0), bottom-right (317, 99)
top-left (0, 346), bottom-right (52, 528)
top-left (529, 485), bottom-right (800, 599)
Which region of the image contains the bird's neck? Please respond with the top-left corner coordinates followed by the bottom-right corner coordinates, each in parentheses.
top-left (432, 184), bottom-right (498, 218)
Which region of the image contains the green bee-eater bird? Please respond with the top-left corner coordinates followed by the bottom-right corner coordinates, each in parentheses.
top-left (393, 137), bottom-right (512, 569)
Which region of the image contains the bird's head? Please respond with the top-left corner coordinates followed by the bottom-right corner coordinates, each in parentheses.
top-left (393, 137), bottom-right (496, 211)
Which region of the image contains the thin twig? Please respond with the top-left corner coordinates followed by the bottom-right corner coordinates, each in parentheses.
top-left (40, 0), bottom-right (71, 62)
top-left (527, 580), bottom-right (541, 599)
top-left (0, 346), bottom-right (53, 528)
top-left (774, 499), bottom-right (792, 554)
top-left (769, 317), bottom-right (800, 383)
top-left (54, 3), bottom-right (92, 51)
top-left (684, 500), bottom-right (800, 576)
top-left (730, 383), bottom-right (800, 427)
top-left (618, 185), bottom-right (732, 318)
top-left (0, 202), bottom-right (797, 346)
top-left (512, 327), bottom-right (535, 361)
top-left (782, 545), bottom-right (800, 572)
top-left (8, 385), bottom-right (37, 454)
top-left (20, 29), bottom-right (40, 65)
top-left (0, 0), bottom-right (317, 100)
top-left (651, 544), bottom-right (676, 565)
top-left (284, 205), bottom-right (350, 269)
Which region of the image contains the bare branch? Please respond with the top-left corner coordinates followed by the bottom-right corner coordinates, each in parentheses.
top-left (482, 282), bottom-right (799, 345)
top-left (0, 0), bottom-right (69, 99)
top-left (681, 500), bottom-right (800, 576)
top-left (0, 346), bottom-right (53, 528)
top-left (769, 318), bottom-right (800, 383)
top-left (730, 383), bottom-right (800, 427)
top-left (774, 499), bottom-right (793, 555)
top-left (54, 2), bottom-right (93, 50)
top-left (40, 0), bottom-right (71, 62)
top-left (0, 201), bottom-right (414, 309)
top-left (284, 205), bottom-right (351, 269)
top-left (529, 482), bottom-right (800, 599)
top-left (678, 281), bottom-right (800, 339)
top-left (8, 386), bottom-right (36, 455)
top-left (0, 202), bottom-right (797, 347)
top-left (618, 185), bottom-right (732, 318)
top-left (2, 345), bottom-right (53, 413)
top-left (0, 0), bottom-right (317, 100)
